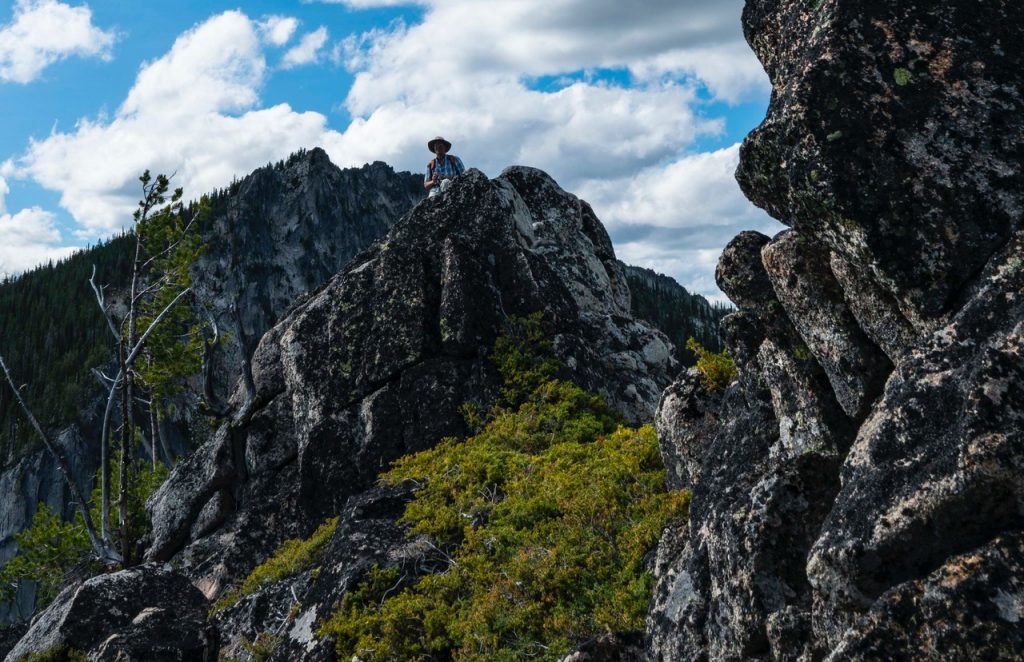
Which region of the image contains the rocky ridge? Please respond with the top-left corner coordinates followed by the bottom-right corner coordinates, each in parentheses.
top-left (648, 0), bottom-right (1024, 659)
top-left (4, 165), bottom-right (677, 660)
top-left (147, 167), bottom-right (676, 653)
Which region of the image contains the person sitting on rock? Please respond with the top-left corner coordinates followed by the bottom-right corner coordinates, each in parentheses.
top-left (425, 136), bottom-right (465, 198)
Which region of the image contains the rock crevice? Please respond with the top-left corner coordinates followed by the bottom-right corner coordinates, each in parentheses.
top-left (648, 0), bottom-right (1024, 658)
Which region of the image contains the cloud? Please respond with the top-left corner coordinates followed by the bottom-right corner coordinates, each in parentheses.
top-left (0, 175), bottom-right (8, 214)
top-left (576, 145), bottom-right (783, 302)
top-left (0, 202), bottom-right (78, 276)
top-left (258, 15), bottom-right (299, 47)
top-left (321, 0), bottom-right (770, 299)
top-left (0, 0), bottom-right (116, 83)
top-left (324, 0), bottom-right (762, 186)
top-left (6, 2), bottom-right (772, 299)
top-left (338, 0), bottom-right (765, 106)
top-left (10, 11), bottom-right (344, 236)
top-left (281, 26), bottom-right (329, 69)
top-left (309, 0), bottom-right (423, 6)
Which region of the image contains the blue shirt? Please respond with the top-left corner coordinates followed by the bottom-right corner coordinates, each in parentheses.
top-left (425, 155), bottom-right (465, 183)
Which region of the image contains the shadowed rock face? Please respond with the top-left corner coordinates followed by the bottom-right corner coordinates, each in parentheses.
top-left (736, 0), bottom-right (1024, 327)
top-left (648, 0), bottom-right (1024, 659)
top-left (3, 564), bottom-right (210, 662)
top-left (144, 166), bottom-right (675, 605)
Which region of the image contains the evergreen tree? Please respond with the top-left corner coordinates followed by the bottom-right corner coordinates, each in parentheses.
top-left (89, 171), bottom-right (205, 563)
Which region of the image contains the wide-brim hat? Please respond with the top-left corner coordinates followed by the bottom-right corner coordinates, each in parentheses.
top-left (427, 136), bottom-right (452, 152)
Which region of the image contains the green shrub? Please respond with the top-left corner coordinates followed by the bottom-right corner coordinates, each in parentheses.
top-left (16, 644), bottom-right (87, 662)
top-left (490, 312), bottom-right (560, 407)
top-left (319, 315), bottom-right (690, 661)
top-left (211, 517), bottom-right (338, 614)
top-left (0, 453), bottom-right (168, 612)
top-left (0, 503), bottom-right (92, 608)
top-left (686, 337), bottom-right (737, 391)
top-left (238, 632), bottom-right (281, 662)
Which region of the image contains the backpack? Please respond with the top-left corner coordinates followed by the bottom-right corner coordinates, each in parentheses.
top-left (428, 154), bottom-right (457, 179)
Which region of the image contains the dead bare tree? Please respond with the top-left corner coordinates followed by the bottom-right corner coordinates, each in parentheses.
top-left (0, 353), bottom-right (118, 565)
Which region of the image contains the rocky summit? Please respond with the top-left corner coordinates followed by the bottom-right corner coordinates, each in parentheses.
top-left (649, 0), bottom-right (1023, 660)
top-left (147, 164), bottom-right (674, 591)
top-left (3, 165), bottom-right (676, 661)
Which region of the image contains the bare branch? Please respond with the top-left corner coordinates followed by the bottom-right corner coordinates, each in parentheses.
top-left (199, 308), bottom-right (229, 418)
top-left (0, 351), bottom-right (120, 564)
top-left (131, 276), bottom-right (170, 306)
top-left (90, 265), bottom-right (121, 342)
top-left (126, 287), bottom-right (191, 366)
top-left (99, 370), bottom-right (121, 542)
top-left (90, 368), bottom-right (117, 386)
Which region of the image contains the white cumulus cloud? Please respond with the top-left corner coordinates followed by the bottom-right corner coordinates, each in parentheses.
top-left (0, 202), bottom-right (77, 277)
top-left (10, 11), bottom-right (344, 236)
top-left (576, 145), bottom-right (783, 301)
top-left (258, 15), bottom-right (299, 47)
top-left (281, 26), bottom-right (329, 69)
top-left (0, 0), bottom-right (116, 84)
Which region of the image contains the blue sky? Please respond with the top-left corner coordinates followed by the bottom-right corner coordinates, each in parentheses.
top-left (0, 0), bottom-right (781, 301)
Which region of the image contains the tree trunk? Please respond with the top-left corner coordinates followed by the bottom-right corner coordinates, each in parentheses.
top-left (148, 401), bottom-right (158, 471)
top-left (118, 340), bottom-right (132, 565)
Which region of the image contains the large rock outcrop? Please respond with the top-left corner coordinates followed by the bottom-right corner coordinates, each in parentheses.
top-left (192, 149), bottom-right (424, 404)
top-left (648, 0), bottom-right (1024, 659)
top-left (736, 0), bottom-right (1023, 328)
top-left (142, 166), bottom-right (674, 623)
top-left (3, 564), bottom-right (211, 662)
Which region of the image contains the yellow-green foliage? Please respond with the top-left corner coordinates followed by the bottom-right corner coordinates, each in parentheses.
top-left (212, 517), bottom-right (338, 615)
top-left (490, 311), bottom-right (560, 407)
top-left (686, 337), bottom-right (737, 391)
top-left (241, 518), bottom-right (338, 595)
top-left (319, 315), bottom-right (690, 661)
top-left (238, 632), bottom-right (282, 662)
top-left (16, 644), bottom-right (87, 662)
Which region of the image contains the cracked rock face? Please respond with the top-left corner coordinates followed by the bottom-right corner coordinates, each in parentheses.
top-left (146, 166), bottom-right (675, 606)
top-left (736, 0), bottom-right (1024, 327)
top-left (648, 0), bottom-right (1024, 658)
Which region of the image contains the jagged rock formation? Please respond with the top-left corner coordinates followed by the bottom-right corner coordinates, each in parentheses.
top-left (1, 165), bottom-right (678, 660)
top-left (147, 164), bottom-right (674, 586)
top-left (648, 0), bottom-right (1023, 659)
top-left (193, 149), bottom-right (424, 404)
top-left (735, 0), bottom-right (1024, 329)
